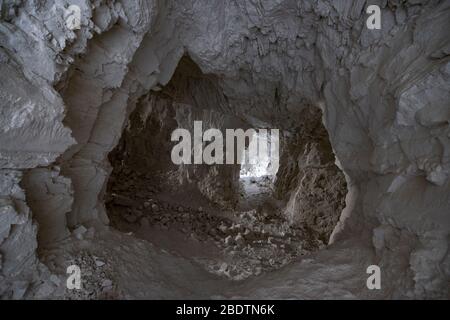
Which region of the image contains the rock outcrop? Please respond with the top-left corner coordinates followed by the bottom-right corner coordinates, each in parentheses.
top-left (0, 0), bottom-right (449, 299)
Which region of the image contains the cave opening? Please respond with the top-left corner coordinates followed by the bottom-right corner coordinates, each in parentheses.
top-left (104, 56), bottom-right (347, 281)
top-left (239, 129), bottom-right (279, 179)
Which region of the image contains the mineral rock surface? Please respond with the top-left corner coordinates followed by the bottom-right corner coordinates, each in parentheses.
top-left (0, 0), bottom-right (449, 299)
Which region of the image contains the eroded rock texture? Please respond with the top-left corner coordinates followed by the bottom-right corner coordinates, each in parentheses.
top-left (276, 106), bottom-right (347, 243)
top-left (0, 0), bottom-right (449, 299)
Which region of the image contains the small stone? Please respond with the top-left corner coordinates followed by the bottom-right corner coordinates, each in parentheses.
top-left (219, 262), bottom-right (228, 272)
top-left (151, 204), bottom-right (159, 212)
top-left (235, 233), bottom-right (245, 246)
top-left (233, 223), bottom-right (241, 230)
top-left (13, 285), bottom-right (28, 299)
top-left (49, 274), bottom-right (60, 286)
top-left (426, 165), bottom-right (447, 186)
top-left (73, 225), bottom-right (87, 240)
top-left (198, 206), bottom-right (203, 212)
top-left (101, 279), bottom-right (113, 287)
top-left (224, 235), bottom-right (233, 245)
top-left (95, 259), bottom-right (105, 267)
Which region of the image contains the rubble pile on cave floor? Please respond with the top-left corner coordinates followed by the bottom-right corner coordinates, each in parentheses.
top-left (62, 252), bottom-right (118, 300)
top-left (105, 169), bottom-right (325, 280)
top-left (35, 234), bottom-right (123, 300)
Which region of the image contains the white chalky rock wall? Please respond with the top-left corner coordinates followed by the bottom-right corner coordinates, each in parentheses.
top-left (0, 0), bottom-right (449, 298)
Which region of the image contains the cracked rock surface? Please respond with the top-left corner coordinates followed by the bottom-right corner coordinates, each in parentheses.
top-left (0, 0), bottom-right (449, 299)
